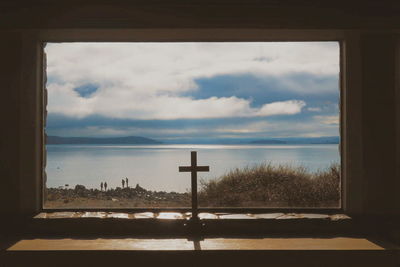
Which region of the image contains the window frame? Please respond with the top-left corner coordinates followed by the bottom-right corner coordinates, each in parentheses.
top-left (19, 29), bottom-right (362, 217)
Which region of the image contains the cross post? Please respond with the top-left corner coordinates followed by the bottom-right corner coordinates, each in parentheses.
top-left (179, 151), bottom-right (209, 220)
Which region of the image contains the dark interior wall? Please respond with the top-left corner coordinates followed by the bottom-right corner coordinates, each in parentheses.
top-left (0, 2), bottom-right (399, 232)
top-left (397, 38), bottom-right (400, 221)
top-left (0, 33), bottom-right (22, 220)
top-left (361, 35), bottom-right (398, 215)
top-left (1, 1), bottom-right (400, 30)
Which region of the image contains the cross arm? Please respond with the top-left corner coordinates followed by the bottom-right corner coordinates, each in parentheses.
top-left (179, 166), bottom-right (210, 172)
top-left (195, 166), bottom-right (209, 172)
top-left (179, 166), bottom-right (192, 172)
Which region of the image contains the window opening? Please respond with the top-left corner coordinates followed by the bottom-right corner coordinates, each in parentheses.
top-left (43, 42), bottom-right (341, 209)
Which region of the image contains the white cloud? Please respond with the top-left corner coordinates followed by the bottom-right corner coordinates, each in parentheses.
top-left (46, 43), bottom-right (339, 89)
top-left (307, 107), bottom-right (322, 112)
top-left (257, 100), bottom-right (306, 116)
top-left (48, 83), bottom-right (305, 119)
top-left (46, 42), bottom-right (337, 120)
top-left (314, 115), bottom-right (339, 125)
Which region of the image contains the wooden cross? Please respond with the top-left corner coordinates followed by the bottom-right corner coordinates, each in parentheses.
top-left (179, 151), bottom-right (209, 220)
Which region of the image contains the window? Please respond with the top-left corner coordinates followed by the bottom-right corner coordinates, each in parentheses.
top-left (4, 5), bottom-right (397, 247)
top-left (43, 41), bottom-right (341, 210)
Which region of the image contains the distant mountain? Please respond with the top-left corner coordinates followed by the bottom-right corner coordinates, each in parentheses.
top-left (160, 136), bottom-right (340, 145)
top-left (49, 135), bottom-right (339, 145)
top-left (250, 136), bottom-right (339, 145)
top-left (250, 140), bottom-right (287, 144)
top-left (47, 136), bottom-right (162, 145)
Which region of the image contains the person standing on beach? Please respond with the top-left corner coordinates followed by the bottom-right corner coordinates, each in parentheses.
top-left (122, 179), bottom-right (125, 188)
top-left (125, 178), bottom-right (129, 188)
top-left (100, 182), bottom-right (103, 191)
top-left (104, 182), bottom-right (108, 191)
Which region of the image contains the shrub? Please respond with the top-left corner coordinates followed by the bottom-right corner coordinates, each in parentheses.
top-left (198, 163), bottom-right (340, 207)
top-left (74, 184), bottom-right (87, 197)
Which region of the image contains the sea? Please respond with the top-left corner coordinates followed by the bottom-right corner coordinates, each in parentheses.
top-left (45, 144), bottom-right (340, 192)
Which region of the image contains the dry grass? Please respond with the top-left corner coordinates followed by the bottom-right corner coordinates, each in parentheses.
top-left (198, 163), bottom-right (340, 207)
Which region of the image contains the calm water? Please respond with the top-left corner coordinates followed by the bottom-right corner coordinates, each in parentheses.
top-left (46, 144), bottom-right (340, 192)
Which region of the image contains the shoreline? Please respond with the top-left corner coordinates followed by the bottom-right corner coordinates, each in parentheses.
top-left (45, 163), bottom-right (340, 209)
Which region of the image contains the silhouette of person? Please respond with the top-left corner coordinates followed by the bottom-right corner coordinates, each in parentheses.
top-left (122, 179), bottom-right (125, 188)
top-left (104, 182), bottom-right (108, 191)
top-left (125, 177), bottom-right (129, 188)
top-left (100, 182), bottom-right (103, 191)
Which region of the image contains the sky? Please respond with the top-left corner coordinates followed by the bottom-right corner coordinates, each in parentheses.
top-left (45, 42), bottom-right (340, 143)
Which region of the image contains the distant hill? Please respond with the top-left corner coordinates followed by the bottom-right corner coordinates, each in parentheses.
top-left (250, 140), bottom-right (287, 144)
top-left (47, 136), bottom-right (162, 145)
top-left (250, 136), bottom-right (339, 145)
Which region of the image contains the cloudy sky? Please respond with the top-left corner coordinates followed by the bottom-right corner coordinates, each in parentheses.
top-left (45, 42), bottom-right (340, 143)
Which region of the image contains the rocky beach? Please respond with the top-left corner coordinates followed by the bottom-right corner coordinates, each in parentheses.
top-left (45, 184), bottom-right (191, 208)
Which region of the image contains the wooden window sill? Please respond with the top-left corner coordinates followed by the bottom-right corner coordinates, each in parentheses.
top-left (7, 237), bottom-right (395, 251)
top-left (3, 237), bottom-right (399, 267)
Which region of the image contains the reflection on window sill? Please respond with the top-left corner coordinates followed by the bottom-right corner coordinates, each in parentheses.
top-left (29, 212), bottom-right (354, 237)
top-left (34, 211), bottom-right (350, 220)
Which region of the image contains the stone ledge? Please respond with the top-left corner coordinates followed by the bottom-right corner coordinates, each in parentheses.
top-left (34, 212), bottom-right (351, 221)
top-left (27, 212), bottom-right (355, 237)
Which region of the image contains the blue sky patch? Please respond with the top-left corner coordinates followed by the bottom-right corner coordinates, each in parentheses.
top-left (74, 84), bottom-right (99, 98)
top-left (189, 72), bottom-right (339, 108)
